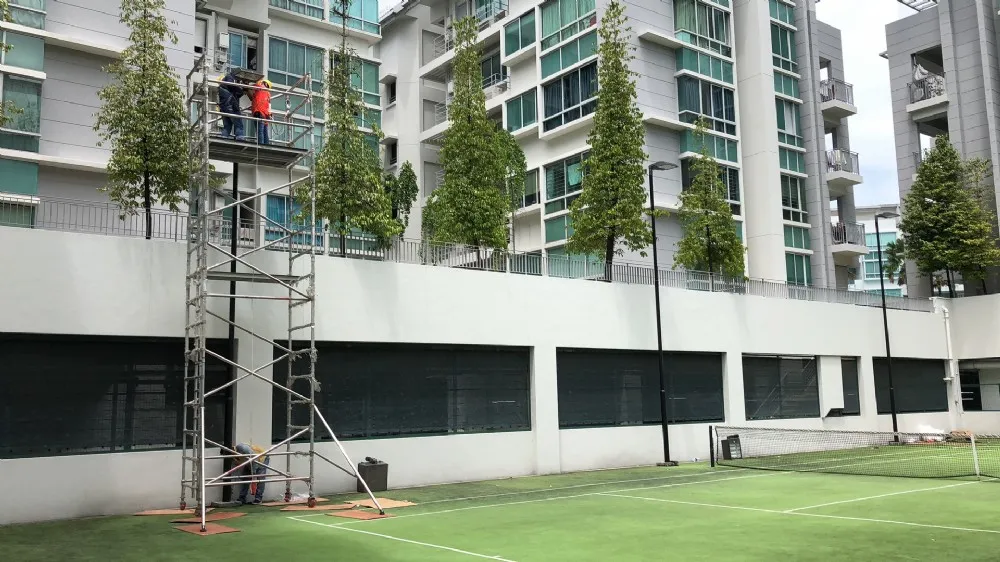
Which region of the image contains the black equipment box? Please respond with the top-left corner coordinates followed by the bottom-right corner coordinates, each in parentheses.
top-left (357, 459), bottom-right (388, 493)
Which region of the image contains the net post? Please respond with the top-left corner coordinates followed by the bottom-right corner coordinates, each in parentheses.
top-left (709, 425), bottom-right (716, 467)
top-left (971, 433), bottom-right (981, 480)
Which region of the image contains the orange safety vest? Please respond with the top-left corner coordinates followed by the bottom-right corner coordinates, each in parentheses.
top-left (250, 80), bottom-right (272, 118)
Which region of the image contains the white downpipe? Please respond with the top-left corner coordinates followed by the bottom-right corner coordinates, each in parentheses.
top-left (941, 305), bottom-right (963, 430)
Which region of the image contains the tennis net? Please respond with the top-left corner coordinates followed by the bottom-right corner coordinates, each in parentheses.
top-left (711, 425), bottom-right (1000, 479)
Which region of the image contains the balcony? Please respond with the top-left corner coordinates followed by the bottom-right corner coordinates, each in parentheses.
top-left (906, 73), bottom-right (948, 119)
top-left (420, 0), bottom-right (508, 80)
top-left (819, 79), bottom-right (857, 122)
top-left (826, 149), bottom-right (862, 196)
top-left (830, 222), bottom-right (868, 265)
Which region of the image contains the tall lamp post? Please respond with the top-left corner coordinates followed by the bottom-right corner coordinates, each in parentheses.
top-left (874, 211), bottom-right (901, 437)
top-left (649, 161), bottom-right (678, 467)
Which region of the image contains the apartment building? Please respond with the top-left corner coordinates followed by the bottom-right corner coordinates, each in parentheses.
top-left (885, 0), bottom-right (1000, 297)
top-left (832, 204), bottom-right (907, 297)
top-left (380, 0), bottom-right (867, 288)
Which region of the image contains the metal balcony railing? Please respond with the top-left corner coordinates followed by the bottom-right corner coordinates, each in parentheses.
top-left (1, 195), bottom-right (941, 313)
top-left (431, 0), bottom-right (509, 58)
top-left (482, 73), bottom-right (510, 100)
top-left (819, 78), bottom-right (854, 105)
top-left (432, 102), bottom-right (449, 126)
top-left (831, 222), bottom-right (865, 246)
top-left (827, 149), bottom-right (860, 175)
top-left (908, 73), bottom-right (946, 103)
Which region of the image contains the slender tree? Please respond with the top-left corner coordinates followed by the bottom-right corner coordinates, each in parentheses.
top-left (310, 2), bottom-right (399, 253)
top-left (899, 135), bottom-right (1000, 296)
top-left (0, 0), bottom-right (19, 127)
top-left (423, 16), bottom-right (525, 251)
top-left (567, 0), bottom-right (648, 280)
top-left (883, 238), bottom-right (906, 286)
top-left (672, 119), bottom-right (745, 277)
top-left (94, 0), bottom-right (194, 239)
top-left (383, 160), bottom-right (420, 232)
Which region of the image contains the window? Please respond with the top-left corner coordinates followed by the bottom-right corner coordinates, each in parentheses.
top-left (0, 158), bottom-right (39, 195)
top-left (386, 81), bottom-right (397, 105)
top-left (269, 0), bottom-right (323, 19)
top-left (768, 0), bottom-right (795, 25)
top-left (545, 152), bottom-right (587, 212)
top-left (346, 57), bottom-right (381, 106)
top-left (779, 147), bottom-right (805, 173)
top-left (862, 232), bottom-right (895, 281)
top-left (0, 76), bottom-right (42, 152)
top-left (1, 31), bottom-right (44, 71)
top-left (273, 343), bottom-right (530, 441)
top-left (481, 51), bottom-right (507, 86)
top-left (743, 355), bottom-right (820, 420)
top-left (540, 0), bottom-right (597, 51)
top-left (330, 0), bottom-right (380, 35)
top-left (506, 89), bottom-right (537, 132)
top-left (674, 0), bottom-right (731, 57)
top-left (387, 142), bottom-right (398, 166)
top-left (0, 199), bottom-right (35, 228)
top-left (783, 225), bottom-right (810, 249)
top-left (542, 61), bottom-right (597, 131)
top-left (679, 130), bottom-right (738, 163)
top-left (354, 108), bottom-right (381, 130)
top-left (228, 30), bottom-right (258, 71)
top-left (786, 252), bottom-right (812, 285)
top-left (269, 37), bottom-right (325, 118)
top-left (780, 175), bottom-right (806, 223)
top-left (521, 169), bottom-right (540, 207)
top-left (9, 0), bottom-right (46, 29)
top-left (505, 10), bottom-right (536, 56)
top-left (540, 31), bottom-right (597, 79)
top-left (0, 335), bottom-right (230, 458)
top-left (545, 215), bottom-right (573, 243)
top-left (873, 358), bottom-right (948, 414)
top-left (265, 194), bottom-right (323, 246)
top-left (776, 98), bottom-right (802, 147)
top-left (194, 18), bottom-right (207, 54)
top-left (680, 159), bottom-right (741, 215)
top-left (677, 76), bottom-right (736, 135)
top-left (546, 246), bottom-right (603, 278)
top-left (771, 24), bottom-right (797, 73)
top-left (677, 48), bottom-right (734, 84)
top-left (773, 71), bottom-right (799, 98)
top-left (841, 358), bottom-right (860, 416)
top-left (557, 349), bottom-right (725, 427)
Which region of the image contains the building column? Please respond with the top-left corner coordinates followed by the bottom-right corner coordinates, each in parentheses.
top-left (723, 350), bottom-right (746, 424)
top-left (531, 346), bottom-right (562, 475)
top-left (233, 336), bottom-right (274, 449)
top-left (817, 356), bottom-right (845, 417)
top-left (857, 354), bottom-right (879, 424)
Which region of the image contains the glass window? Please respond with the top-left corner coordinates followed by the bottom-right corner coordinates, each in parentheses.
top-left (779, 147), bottom-right (805, 173)
top-left (544, 151), bottom-right (588, 210)
top-left (783, 225), bottom-right (810, 250)
top-left (771, 24), bottom-right (797, 73)
top-left (674, 0), bottom-right (731, 57)
top-left (540, 31), bottom-right (597, 79)
top-left (773, 70), bottom-right (799, 98)
top-left (680, 159), bottom-right (741, 215)
top-left (521, 169), bottom-right (540, 207)
top-left (785, 252), bottom-right (812, 285)
top-left (505, 10), bottom-right (537, 56)
top-left (676, 48), bottom-right (734, 84)
top-left (841, 358), bottom-right (860, 415)
top-left (743, 356), bottom-right (820, 420)
top-left (775, 98), bottom-right (802, 147)
top-left (1, 76), bottom-right (42, 153)
top-left (0, 157), bottom-right (39, 196)
top-left (9, 0), bottom-right (46, 29)
top-left (269, 37), bottom-right (325, 118)
top-left (1, 32), bottom-right (45, 71)
top-left (677, 76), bottom-right (736, 135)
top-left (780, 174), bottom-right (807, 223)
top-left (542, 61), bottom-right (597, 131)
top-left (768, 0), bottom-right (795, 25)
top-left (679, 130), bottom-right (738, 163)
top-left (269, 0), bottom-right (323, 19)
top-left (506, 89), bottom-right (537, 132)
top-left (540, 0), bottom-right (598, 51)
top-left (330, 0), bottom-right (380, 35)
top-left (545, 214), bottom-right (573, 243)
top-left (342, 57), bottom-right (381, 106)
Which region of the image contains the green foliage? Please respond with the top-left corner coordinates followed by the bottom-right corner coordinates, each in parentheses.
top-left (899, 135), bottom-right (1000, 291)
top-left (883, 238), bottom-right (906, 285)
top-left (423, 16), bottom-right (526, 250)
top-left (672, 119), bottom-right (745, 276)
top-left (310, 7), bottom-right (399, 250)
top-left (0, 0), bottom-right (18, 127)
top-left (383, 160), bottom-right (419, 230)
top-left (567, 0), bottom-right (649, 268)
top-left (94, 0), bottom-right (194, 238)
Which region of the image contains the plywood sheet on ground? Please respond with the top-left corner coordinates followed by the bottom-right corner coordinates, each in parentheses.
top-left (260, 498), bottom-right (328, 507)
top-left (135, 508), bottom-right (215, 516)
top-left (171, 512), bottom-right (246, 524)
top-left (349, 498), bottom-right (417, 509)
top-left (329, 510), bottom-right (393, 520)
top-left (174, 523), bottom-right (241, 536)
top-left (280, 503), bottom-right (355, 512)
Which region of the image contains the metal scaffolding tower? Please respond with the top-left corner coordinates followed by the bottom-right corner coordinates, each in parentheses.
top-left (181, 55), bottom-right (382, 532)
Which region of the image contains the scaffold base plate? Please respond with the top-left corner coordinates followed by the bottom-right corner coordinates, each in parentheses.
top-left (174, 523), bottom-right (242, 536)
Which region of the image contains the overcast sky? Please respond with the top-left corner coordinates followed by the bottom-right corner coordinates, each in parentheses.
top-left (816, 1), bottom-right (914, 206)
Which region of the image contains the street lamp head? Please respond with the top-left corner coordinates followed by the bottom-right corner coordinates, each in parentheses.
top-left (649, 161), bottom-right (677, 171)
top-left (875, 211), bottom-right (901, 219)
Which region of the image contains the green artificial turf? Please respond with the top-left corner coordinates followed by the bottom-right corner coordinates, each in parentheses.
top-left (4, 464), bottom-right (1000, 561)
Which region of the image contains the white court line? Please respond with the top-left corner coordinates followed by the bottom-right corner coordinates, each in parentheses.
top-left (289, 516), bottom-right (517, 561)
top-left (599, 489), bottom-right (1000, 535)
top-left (783, 481), bottom-right (978, 512)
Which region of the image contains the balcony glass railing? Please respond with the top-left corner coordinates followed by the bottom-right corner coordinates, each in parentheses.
top-left (819, 78), bottom-right (854, 105)
top-left (908, 73), bottom-right (946, 103)
top-left (831, 222), bottom-right (865, 246)
top-left (431, 0), bottom-right (510, 58)
top-left (827, 149), bottom-right (860, 175)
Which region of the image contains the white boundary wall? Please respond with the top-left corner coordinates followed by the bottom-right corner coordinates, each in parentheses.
top-left (1, 229), bottom-right (997, 524)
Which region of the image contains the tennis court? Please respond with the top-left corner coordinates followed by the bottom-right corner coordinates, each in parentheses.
top-left (5, 455), bottom-right (1000, 561)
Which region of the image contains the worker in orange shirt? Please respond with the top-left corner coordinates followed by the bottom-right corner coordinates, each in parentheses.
top-left (249, 78), bottom-right (272, 145)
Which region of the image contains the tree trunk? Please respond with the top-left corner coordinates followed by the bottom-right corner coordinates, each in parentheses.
top-left (339, 214), bottom-right (347, 256)
top-left (946, 269), bottom-right (955, 298)
top-left (981, 267), bottom-right (989, 295)
top-left (144, 170), bottom-right (152, 240)
top-left (603, 229), bottom-right (616, 283)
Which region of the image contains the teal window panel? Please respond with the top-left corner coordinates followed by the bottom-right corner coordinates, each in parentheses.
top-left (330, 0), bottom-right (380, 35)
top-left (506, 89), bottom-right (537, 132)
top-left (0, 158), bottom-right (39, 195)
top-left (10, 0), bottom-right (46, 29)
top-left (785, 252), bottom-right (812, 286)
top-left (269, 0), bottom-right (323, 19)
top-left (3, 32), bottom-right (45, 71)
top-left (540, 0), bottom-right (597, 50)
top-left (540, 31), bottom-right (596, 79)
top-left (505, 10), bottom-right (536, 56)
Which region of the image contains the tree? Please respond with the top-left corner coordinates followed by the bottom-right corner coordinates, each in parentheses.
top-left (310, 2), bottom-right (399, 253)
top-left (672, 119), bottom-right (745, 278)
top-left (883, 238), bottom-right (906, 286)
top-left (383, 160), bottom-right (419, 232)
top-left (566, 0), bottom-right (648, 280)
top-left (423, 16), bottom-right (525, 251)
top-left (899, 135), bottom-right (1000, 296)
top-left (94, 0), bottom-right (194, 239)
top-left (0, 0), bottom-right (19, 127)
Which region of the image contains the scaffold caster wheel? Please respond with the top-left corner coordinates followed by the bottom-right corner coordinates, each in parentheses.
top-left (179, 501), bottom-right (187, 511)
top-left (307, 497), bottom-right (317, 508)
top-left (284, 492), bottom-right (291, 503)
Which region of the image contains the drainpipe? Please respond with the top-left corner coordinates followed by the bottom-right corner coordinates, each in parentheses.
top-left (940, 303), bottom-right (962, 431)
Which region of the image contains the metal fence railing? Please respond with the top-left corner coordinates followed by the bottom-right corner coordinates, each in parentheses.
top-left (819, 78), bottom-right (854, 105)
top-left (908, 73), bottom-right (946, 104)
top-left (827, 149), bottom-right (860, 175)
top-left (831, 222), bottom-right (865, 246)
top-left (1, 195), bottom-right (937, 313)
